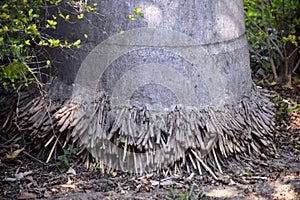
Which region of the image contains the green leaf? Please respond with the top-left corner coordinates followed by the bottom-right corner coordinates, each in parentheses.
top-left (73, 39), bottom-right (81, 48)
top-left (24, 40), bottom-right (30, 45)
top-left (47, 20), bottom-right (57, 26)
top-left (128, 14), bottom-right (135, 20)
top-left (288, 103), bottom-right (298, 113)
top-left (138, 13), bottom-right (145, 18)
top-left (133, 8), bottom-right (141, 14)
top-left (59, 13), bottom-right (65, 19)
top-left (0, 13), bottom-right (10, 20)
top-left (247, 8), bottom-right (257, 17)
top-left (117, 136), bottom-right (125, 143)
top-left (239, 172), bottom-right (252, 177)
top-left (270, 81), bottom-right (277, 86)
top-left (48, 39), bottom-right (60, 47)
top-left (47, 19), bottom-right (57, 29)
top-left (77, 13), bottom-right (84, 19)
top-left (28, 9), bottom-right (33, 19)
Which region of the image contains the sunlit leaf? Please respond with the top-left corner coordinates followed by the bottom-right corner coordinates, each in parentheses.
top-left (270, 81), bottom-right (277, 86)
top-left (0, 13), bottom-right (10, 20)
top-left (77, 13), bottom-right (84, 19)
top-left (133, 7), bottom-right (142, 14)
top-left (239, 172), bottom-right (252, 177)
top-left (59, 13), bottom-right (65, 19)
top-left (47, 19), bottom-right (57, 26)
top-left (24, 40), bottom-right (30, 45)
top-left (128, 14), bottom-right (135, 21)
top-left (38, 40), bottom-right (48, 46)
top-left (73, 39), bottom-right (81, 48)
top-left (48, 39), bottom-right (60, 47)
top-left (1, 4), bottom-right (8, 10)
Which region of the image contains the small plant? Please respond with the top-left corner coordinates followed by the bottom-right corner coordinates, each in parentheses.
top-left (90, 162), bottom-right (101, 171)
top-left (57, 144), bottom-right (78, 172)
top-left (274, 95), bottom-right (298, 120)
top-left (117, 136), bottom-right (125, 144)
top-left (167, 187), bottom-right (178, 200)
top-left (167, 185), bottom-right (209, 200)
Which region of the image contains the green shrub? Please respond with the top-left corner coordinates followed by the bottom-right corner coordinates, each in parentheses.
top-left (244, 0), bottom-right (300, 86)
top-left (0, 0), bottom-right (96, 90)
top-left (57, 144), bottom-right (78, 172)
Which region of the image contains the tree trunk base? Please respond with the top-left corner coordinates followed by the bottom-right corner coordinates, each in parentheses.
top-left (0, 84), bottom-right (276, 177)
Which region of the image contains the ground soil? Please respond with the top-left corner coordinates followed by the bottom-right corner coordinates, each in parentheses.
top-left (0, 86), bottom-right (299, 200)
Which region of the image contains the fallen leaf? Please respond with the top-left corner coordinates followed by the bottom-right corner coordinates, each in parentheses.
top-left (66, 167), bottom-right (76, 176)
top-left (111, 171), bottom-right (117, 177)
top-left (1, 147), bottom-right (25, 162)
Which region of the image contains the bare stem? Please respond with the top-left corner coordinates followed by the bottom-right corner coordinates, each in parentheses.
top-left (261, 1), bottom-right (278, 81)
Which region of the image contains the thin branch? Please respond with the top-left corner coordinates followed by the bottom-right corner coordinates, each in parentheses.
top-left (286, 45), bottom-right (300, 61)
top-left (244, 11), bottom-right (284, 59)
top-left (191, 149), bottom-right (218, 180)
top-left (293, 57), bottom-right (300, 73)
top-left (23, 151), bottom-right (47, 166)
top-left (260, 1), bottom-right (278, 80)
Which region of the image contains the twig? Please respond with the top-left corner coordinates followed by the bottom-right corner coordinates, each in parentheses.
top-left (133, 151), bottom-right (138, 174)
top-left (46, 134), bottom-right (61, 163)
top-left (246, 176), bottom-right (268, 180)
top-left (23, 151), bottom-right (47, 165)
top-left (293, 57), bottom-right (300, 73)
top-left (191, 149), bottom-right (218, 180)
top-left (286, 45), bottom-right (300, 61)
top-left (123, 137), bottom-right (128, 162)
top-left (196, 160), bottom-right (202, 175)
top-left (212, 148), bottom-right (223, 174)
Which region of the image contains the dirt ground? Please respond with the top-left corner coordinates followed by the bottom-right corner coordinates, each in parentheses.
top-left (0, 86), bottom-right (299, 200)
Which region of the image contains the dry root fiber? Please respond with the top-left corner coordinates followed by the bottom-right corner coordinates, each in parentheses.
top-left (0, 85), bottom-right (275, 177)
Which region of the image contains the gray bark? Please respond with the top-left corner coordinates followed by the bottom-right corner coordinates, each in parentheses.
top-left (48, 0), bottom-right (252, 106)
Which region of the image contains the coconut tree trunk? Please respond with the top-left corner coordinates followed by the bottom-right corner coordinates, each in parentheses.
top-left (1, 0), bottom-right (275, 176)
